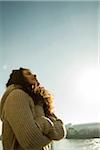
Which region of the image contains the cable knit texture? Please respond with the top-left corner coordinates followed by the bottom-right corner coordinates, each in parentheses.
top-left (0, 85), bottom-right (66, 150)
top-left (35, 105), bottom-right (66, 140)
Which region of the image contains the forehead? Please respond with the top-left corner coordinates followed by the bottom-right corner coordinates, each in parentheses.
top-left (22, 69), bottom-right (31, 74)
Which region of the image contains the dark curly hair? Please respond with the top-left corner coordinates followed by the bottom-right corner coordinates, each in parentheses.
top-left (6, 67), bottom-right (54, 116)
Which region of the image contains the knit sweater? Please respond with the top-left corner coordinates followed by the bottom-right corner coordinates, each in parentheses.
top-left (35, 105), bottom-right (66, 140)
top-left (0, 85), bottom-right (66, 150)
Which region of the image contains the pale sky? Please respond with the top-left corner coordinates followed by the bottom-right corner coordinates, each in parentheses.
top-left (0, 1), bottom-right (100, 129)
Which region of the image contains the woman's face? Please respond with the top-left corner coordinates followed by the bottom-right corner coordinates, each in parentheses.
top-left (22, 69), bottom-right (39, 86)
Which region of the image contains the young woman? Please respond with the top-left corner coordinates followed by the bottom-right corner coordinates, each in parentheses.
top-left (0, 67), bottom-right (66, 150)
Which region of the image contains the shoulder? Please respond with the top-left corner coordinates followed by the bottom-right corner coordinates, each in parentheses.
top-left (9, 88), bottom-right (31, 99)
top-left (6, 88), bottom-right (32, 106)
top-left (2, 85), bottom-right (28, 100)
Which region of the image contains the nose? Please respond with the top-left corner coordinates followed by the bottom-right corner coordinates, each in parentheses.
top-left (33, 74), bottom-right (36, 78)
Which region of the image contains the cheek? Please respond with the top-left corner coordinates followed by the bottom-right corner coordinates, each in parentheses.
top-left (28, 78), bottom-right (36, 84)
top-left (26, 77), bottom-right (31, 83)
top-left (28, 78), bottom-right (33, 82)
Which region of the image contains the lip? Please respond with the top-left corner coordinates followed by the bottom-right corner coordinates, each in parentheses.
top-left (37, 82), bottom-right (40, 86)
top-left (34, 79), bottom-right (40, 86)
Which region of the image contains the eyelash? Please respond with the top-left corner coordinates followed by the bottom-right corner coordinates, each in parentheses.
top-left (26, 72), bottom-right (31, 75)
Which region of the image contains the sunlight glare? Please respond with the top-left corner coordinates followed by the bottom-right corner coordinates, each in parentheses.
top-left (78, 66), bottom-right (100, 101)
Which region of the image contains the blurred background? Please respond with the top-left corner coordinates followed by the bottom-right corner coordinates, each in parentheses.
top-left (0, 1), bottom-right (100, 132)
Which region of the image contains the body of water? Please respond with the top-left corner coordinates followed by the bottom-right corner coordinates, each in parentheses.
top-left (52, 138), bottom-right (100, 150)
top-left (0, 138), bottom-right (100, 150)
top-left (0, 141), bottom-right (2, 150)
